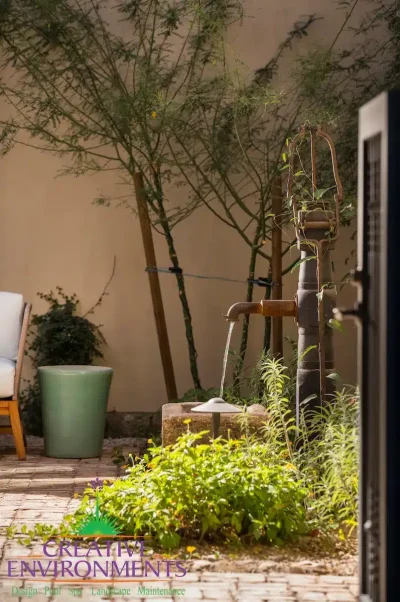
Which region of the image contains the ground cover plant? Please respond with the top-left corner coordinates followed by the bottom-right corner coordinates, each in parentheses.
top-left (69, 357), bottom-right (359, 549)
top-left (75, 433), bottom-right (309, 549)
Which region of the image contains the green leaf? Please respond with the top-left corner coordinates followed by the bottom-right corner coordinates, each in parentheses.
top-left (314, 188), bottom-right (330, 200)
top-left (231, 514), bottom-right (242, 532)
top-left (298, 345), bottom-right (317, 361)
top-left (301, 394), bottom-right (318, 405)
top-left (328, 318), bottom-right (344, 332)
top-left (290, 255), bottom-right (317, 273)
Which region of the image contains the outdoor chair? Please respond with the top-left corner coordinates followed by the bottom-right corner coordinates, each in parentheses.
top-left (0, 292), bottom-right (31, 460)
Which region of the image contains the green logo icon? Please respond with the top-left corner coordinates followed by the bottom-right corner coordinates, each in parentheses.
top-left (75, 479), bottom-right (120, 536)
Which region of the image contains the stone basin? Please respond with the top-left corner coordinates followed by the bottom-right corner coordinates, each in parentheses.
top-left (162, 401), bottom-right (268, 446)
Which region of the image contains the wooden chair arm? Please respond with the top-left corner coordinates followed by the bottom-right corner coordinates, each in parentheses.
top-left (13, 303), bottom-right (31, 400)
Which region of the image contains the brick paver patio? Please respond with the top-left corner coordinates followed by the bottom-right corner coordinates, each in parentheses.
top-left (0, 445), bottom-right (359, 601)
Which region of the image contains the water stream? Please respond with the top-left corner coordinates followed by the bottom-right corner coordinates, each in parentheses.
top-left (219, 321), bottom-right (235, 398)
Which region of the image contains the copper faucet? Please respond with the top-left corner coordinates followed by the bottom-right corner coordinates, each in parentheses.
top-left (226, 299), bottom-right (297, 322)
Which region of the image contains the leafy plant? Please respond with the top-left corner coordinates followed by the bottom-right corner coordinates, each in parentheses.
top-left (281, 337), bottom-right (299, 409)
top-left (299, 388), bottom-right (359, 536)
top-left (258, 355), bottom-right (297, 464)
top-left (20, 287), bottom-right (105, 435)
top-left (72, 431), bottom-right (308, 549)
top-left (30, 288), bottom-right (104, 366)
top-left (12, 355), bottom-right (358, 549)
top-left (256, 356), bottom-right (358, 535)
top-left (71, 360), bottom-right (358, 548)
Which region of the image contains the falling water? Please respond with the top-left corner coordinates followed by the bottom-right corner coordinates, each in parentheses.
top-left (219, 321), bottom-right (235, 398)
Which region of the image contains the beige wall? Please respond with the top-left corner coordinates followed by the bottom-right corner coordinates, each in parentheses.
top-left (0, 0), bottom-right (360, 412)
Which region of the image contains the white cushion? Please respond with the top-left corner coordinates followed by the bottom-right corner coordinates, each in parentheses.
top-left (0, 292), bottom-right (24, 360)
top-left (0, 358), bottom-right (15, 398)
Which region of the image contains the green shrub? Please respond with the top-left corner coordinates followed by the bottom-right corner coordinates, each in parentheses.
top-left (16, 356), bottom-right (358, 549)
top-left (72, 358), bottom-right (357, 548)
top-left (73, 431), bottom-right (309, 549)
top-left (29, 288), bottom-right (104, 366)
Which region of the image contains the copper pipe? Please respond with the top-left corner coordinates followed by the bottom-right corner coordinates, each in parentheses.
top-left (226, 299), bottom-right (297, 322)
top-left (261, 299), bottom-right (297, 318)
top-left (226, 302), bottom-right (263, 321)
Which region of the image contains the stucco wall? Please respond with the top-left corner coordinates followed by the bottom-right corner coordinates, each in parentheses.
top-left (0, 0), bottom-right (360, 413)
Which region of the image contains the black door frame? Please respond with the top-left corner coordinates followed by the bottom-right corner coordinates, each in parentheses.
top-left (358, 90), bottom-right (400, 602)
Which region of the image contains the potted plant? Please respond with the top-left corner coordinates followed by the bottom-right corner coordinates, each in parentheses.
top-left (21, 287), bottom-right (112, 458)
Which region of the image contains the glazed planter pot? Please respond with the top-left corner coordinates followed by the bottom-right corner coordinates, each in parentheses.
top-left (38, 365), bottom-right (113, 459)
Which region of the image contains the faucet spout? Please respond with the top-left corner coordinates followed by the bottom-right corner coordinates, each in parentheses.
top-left (226, 302), bottom-right (263, 322)
top-left (226, 299), bottom-right (297, 322)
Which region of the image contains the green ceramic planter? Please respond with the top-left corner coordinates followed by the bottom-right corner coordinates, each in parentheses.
top-left (38, 365), bottom-right (113, 459)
